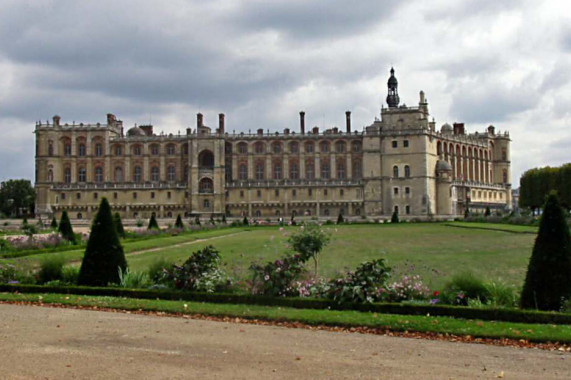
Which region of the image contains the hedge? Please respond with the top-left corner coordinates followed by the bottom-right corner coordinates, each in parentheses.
top-left (2, 283), bottom-right (571, 325)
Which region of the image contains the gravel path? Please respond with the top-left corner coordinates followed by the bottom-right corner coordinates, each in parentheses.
top-left (0, 303), bottom-right (569, 379)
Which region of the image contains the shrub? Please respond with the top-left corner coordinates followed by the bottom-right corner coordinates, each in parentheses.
top-left (50, 217), bottom-right (58, 229)
top-left (337, 213), bottom-right (344, 224)
top-left (324, 259), bottom-right (392, 304)
top-left (464, 208), bottom-right (470, 219)
top-left (135, 218), bottom-right (144, 227)
top-left (165, 245), bottom-right (229, 292)
top-left (38, 255), bottom-right (66, 284)
top-left (58, 211), bottom-right (76, 244)
top-left (521, 193), bottom-right (571, 310)
top-left (242, 216), bottom-right (248, 226)
top-left (148, 215), bottom-right (159, 230)
top-left (222, 214), bottom-right (227, 224)
top-left (118, 268), bottom-right (152, 289)
top-left (249, 254), bottom-right (306, 297)
top-left (114, 212), bottom-right (125, 238)
top-left (0, 263), bottom-right (19, 283)
top-left (61, 266), bottom-right (80, 285)
top-left (485, 281), bottom-right (519, 308)
top-left (288, 225), bottom-right (330, 276)
top-left (195, 215), bottom-right (201, 226)
top-left (485, 206), bottom-right (491, 217)
top-left (386, 274), bottom-right (430, 302)
top-left (441, 271), bottom-right (489, 306)
top-left (78, 197), bottom-right (127, 286)
top-left (174, 214), bottom-right (184, 229)
top-left (391, 210), bottom-right (399, 223)
top-left (148, 257), bottom-right (174, 284)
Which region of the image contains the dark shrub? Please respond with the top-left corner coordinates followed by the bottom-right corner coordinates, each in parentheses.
top-left (50, 217), bottom-right (58, 229)
top-left (195, 215), bottom-right (201, 226)
top-left (243, 216), bottom-right (249, 226)
top-left (174, 214), bottom-right (184, 229)
top-left (485, 206), bottom-right (491, 217)
top-left (38, 255), bottom-right (66, 284)
top-left (337, 213), bottom-right (344, 224)
top-left (58, 211), bottom-right (76, 244)
top-left (78, 198), bottom-right (127, 286)
top-left (148, 257), bottom-right (174, 284)
top-left (114, 212), bottom-right (125, 238)
top-left (148, 214), bottom-right (159, 230)
top-left (521, 193), bottom-right (571, 310)
top-left (250, 253), bottom-right (306, 297)
top-left (441, 271), bottom-right (489, 306)
top-left (391, 210), bottom-right (399, 223)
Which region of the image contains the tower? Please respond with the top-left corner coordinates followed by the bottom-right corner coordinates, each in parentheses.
top-left (386, 67), bottom-right (400, 108)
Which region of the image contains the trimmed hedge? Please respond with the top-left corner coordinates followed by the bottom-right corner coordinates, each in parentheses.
top-left (2, 283), bottom-right (571, 325)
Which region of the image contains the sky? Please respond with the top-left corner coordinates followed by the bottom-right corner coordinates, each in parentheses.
top-left (0, 0), bottom-right (570, 185)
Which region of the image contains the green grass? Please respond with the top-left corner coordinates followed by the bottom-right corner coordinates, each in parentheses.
top-left (446, 221), bottom-right (539, 233)
top-left (126, 223), bottom-right (535, 290)
top-left (1, 291), bottom-right (569, 343)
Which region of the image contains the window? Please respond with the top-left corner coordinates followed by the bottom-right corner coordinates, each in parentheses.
top-left (167, 166), bottom-right (176, 181)
top-left (340, 189), bottom-right (344, 196)
top-left (238, 143), bottom-right (248, 154)
top-left (305, 142), bottom-right (314, 153)
top-left (76, 192), bottom-right (81, 200)
top-left (337, 161), bottom-right (345, 179)
top-left (306, 161), bottom-right (314, 179)
top-left (406, 205), bottom-right (411, 215)
top-left (321, 162), bottom-right (330, 179)
top-left (95, 143), bottom-right (103, 157)
top-left (77, 213), bottom-right (82, 219)
top-left (292, 189), bottom-right (297, 197)
top-left (150, 145), bottom-right (159, 156)
top-left (167, 191), bottom-right (171, 199)
top-left (394, 205), bottom-right (399, 214)
top-left (257, 190), bottom-right (261, 197)
top-left (239, 164), bottom-right (248, 180)
top-left (273, 162), bottom-right (282, 179)
top-left (272, 142), bottom-right (282, 154)
top-left (393, 165), bottom-right (399, 178)
top-left (255, 162), bottom-right (265, 180)
top-left (48, 141), bottom-right (54, 156)
top-left (133, 145), bottom-right (141, 156)
top-left (94, 192), bottom-right (98, 200)
top-left (199, 178), bottom-right (213, 193)
top-left (151, 167), bottom-right (159, 182)
top-left (183, 144), bottom-right (189, 154)
top-left (167, 144), bottom-right (175, 155)
top-left (289, 162), bottom-right (299, 179)
top-left (203, 199), bottom-right (210, 209)
top-left (115, 146), bottom-right (122, 156)
top-left (78, 168), bottom-right (86, 182)
top-left (405, 187), bottom-right (410, 195)
top-left (275, 189), bottom-right (279, 197)
top-left (64, 143), bottom-right (71, 157)
top-left (184, 165), bottom-right (189, 181)
top-left (392, 141), bottom-right (398, 148)
top-left (394, 187), bottom-right (399, 195)
top-left (61, 193), bottom-right (66, 200)
top-left (94, 167), bottom-right (103, 183)
top-left (134, 166), bottom-right (142, 182)
top-left (503, 169), bottom-right (508, 183)
top-left (79, 144), bottom-right (86, 157)
top-left (324, 209), bottom-right (330, 216)
top-left (403, 140), bottom-right (409, 148)
top-left (352, 141), bottom-right (361, 152)
top-left (501, 148), bottom-right (507, 161)
top-left (255, 142), bottom-right (265, 154)
top-left (64, 167), bottom-right (71, 183)
top-left (114, 192), bottom-right (118, 200)
top-left (404, 165), bottom-right (411, 178)
top-left (324, 189), bottom-right (328, 196)
top-left (289, 142), bottom-right (299, 153)
top-left (115, 167), bottom-right (123, 182)
top-left (335, 141), bottom-right (345, 153)
top-left (151, 192), bottom-right (155, 199)
top-left (133, 192), bottom-right (137, 199)
top-left (320, 141), bottom-right (329, 153)
top-left (353, 160), bottom-right (362, 180)
top-left (308, 189), bottom-right (313, 196)
top-left (47, 169), bottom-right (53, 182)
top-left (255, 210), bottom-right (261, 217)
top-left (198, 150), bottom-right (214, 168)
top-left (240, 190), bottom-right (244, 198)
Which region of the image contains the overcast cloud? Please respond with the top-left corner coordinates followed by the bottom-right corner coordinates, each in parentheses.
top-left (0, 0), bottom-right (569, 185)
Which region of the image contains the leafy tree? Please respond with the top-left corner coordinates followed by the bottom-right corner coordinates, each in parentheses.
top-left (175, 214), bottom-right (184, 229)
top-left (519, 164), bottom-right (571, 211)
top-left (242, 216), bottom-right (248, 226)
top-left (337, 213), bottom-right (344, 224)
top-left (78, 197), bottom-right (127, 286)
top-left (0, 179), bottom-right (35, 217)
top-left (288, 224), bottom-right (330, 276)
top-left (521, 193), bottom-right (571, 310)
top-left (148, 214), bottom-right (159, 230)
top-left (58, 210), bottom-right (76, 244)
top-left (114, 212), bottom-right (125, 238)
top-left (391, 210), bottom-right (399, 223)
top-left (50, 216), bottom-right (58, 229)
top-left (484, 206), bottom-right (491, 217)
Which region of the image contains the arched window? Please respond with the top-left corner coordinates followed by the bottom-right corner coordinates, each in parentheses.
top-left (115, 167), bottom-right (123, 182)
top-left (78, 144), bottom-right (86, 157)
top-left (134, 166), bottom-right (142, 182)
top-left (64, 167), bottom-right (71, 183)
top-left (289, 142), bottom-right (299, 153)
top-left (273, 161), bottom-right (282, 179)
top-left (353, 160), bottom-right (362, 180)
top-left (198, 150), bottom-right (214, 168)
top-left (48, 141), bottom-right (54, 156)
top-left (406, 205), bottom-right (411, 215)
top-left (115, 145), bottom-right (122, 156)
top-left (167, 166), bottom-right (176, 181)
top-left (78, 168), bottom-right (86, 182)
top-left (272, 142), bottom-right (282, 154)
top-left (255, 142), bottom-right (265, 154)
top-left (305, 142), bottom-right (314, 153)
top-left (94, 167), bottom-right (103, 183)
top-left (133, 145), bottom-right (142, 156)
top-left (321, 161), bottom-right (330, 179)
top-left (289, 162), bottom-right (299, 179)
top-left (404, 165), bottom-right (411, 178)
top-left (393, 166), bottom-right (399, 178)
top-left (394, 205), bottom-right (399, 214)
top-left (64, 143), bottom-right (71, 157)
top-left (95, 143), bottom-right (103, 157)
top-left (255, 210), bottom-right (261, 218)
top-left (306, 160), bottom-right (314, 179)
top-left (77, 213), bottom-right (83, 219)
top-left (255, 162), bottom-right (265, 180)
top-left (151, 166), bottom-right (160, 182)
top-left (335, 141), bottom-right (345, 153)
top-left (503, 169), bottom-right (508, 183)
top-left (183, 165), bottom-right (189, 181)
top-left (167, 144), bottom-right (175, 155)
top-left (199, 178), bottom-right (214, 193)
top-left (150, 144), bottom-right (159, 156)
top-left (183, 144), bottom-right (189, 155)
top-left (337, 160), bottom-right (346, 179)
top-left (47, 169), bottom-right (53, 182)
top-left (320, 141), bottom-right (329, 153)
top-left (239, 164), bottom-right (248, 180)
top-left (238, 142), bottom-right (248, 154)
top-left (203, 199), bottom-right (210, 209)
top-left (352, 141), bottom-right (361, 152)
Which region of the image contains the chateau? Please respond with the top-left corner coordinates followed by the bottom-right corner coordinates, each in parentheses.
top-left (34, 69), bottom-right (512, 221)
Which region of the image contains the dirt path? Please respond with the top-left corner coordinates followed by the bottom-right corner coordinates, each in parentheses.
top-left (1, 304), bottom-right (569, 379)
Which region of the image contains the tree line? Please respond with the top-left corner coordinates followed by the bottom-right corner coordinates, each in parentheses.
top-left (519, 163), bottom-right (571, 211)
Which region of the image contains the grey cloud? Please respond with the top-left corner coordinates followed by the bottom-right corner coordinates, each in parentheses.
top-left (423, 0), bottom-right (525, 21)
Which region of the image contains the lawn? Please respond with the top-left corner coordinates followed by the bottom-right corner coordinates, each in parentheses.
top-left (126, 223), bottom-right (536, 291)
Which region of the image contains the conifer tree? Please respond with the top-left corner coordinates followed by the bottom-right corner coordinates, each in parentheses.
top-left (175, 214), bottom-right (184, 229)
top-left (243, 216), bottom-right (249, 226)
top-left (50, 216), bottom-right (58, 229)
top-left (148, 214), bottom-right (159, 230)
top-left (114, 212), bottom-right (125, 238)
top-left (337, 213), bottom-right (344, 224)
top-left (195, 215), bottom-right (201, 226)
top-left (521, 193), bottom-right (571, 310)
top-left (78, 198), bottom-right (127, 286)
top-left (464, 208), bottom-right (470, 219)
top-left (58, 210), bottom-right (76, 244)
top-left (391, 210), bottom-right (399, 223)
top-left (221, 214), bottom-right (227, 224)
top-left (485, 206), bottom-right (491, 217)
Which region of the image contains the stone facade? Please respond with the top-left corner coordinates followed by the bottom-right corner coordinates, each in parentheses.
top-left (34, 70), bottom-right (512, 221)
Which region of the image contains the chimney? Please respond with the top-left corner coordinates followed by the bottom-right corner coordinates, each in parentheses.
top-left (218, 113), bottom-right (225, 134)
top-left (197, 113), bottom-right (203, 128)
top-left (257, 128), bottom-right (263, 135)
top-left (186, 127), bottom-right (191, 135)
top-left (107, 113), bottom-right (116, 126)
top-left (487, 125), bottom-right (495, 135)
top-left (139, 125), bottom-right (153, 136)
top-left (453, 123), bottom-right (465, 135)
top-left (312, 126), bottom-right (319, 134)
top-left (299, 111), bottom-right (305, 134)
top-left (52, 115), bottom-right (61, 127)
top-left (345, 111), bottom-right (351, 133)
top-left (284, 128), bottom-right (290, 135)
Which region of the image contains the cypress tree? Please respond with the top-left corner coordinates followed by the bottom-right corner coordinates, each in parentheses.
top-left (114, 212), bottom-right (125, 238)
top-left (78, 198), bottom-right (127, 286)
top-left (195, 215), bottom-right (201, 226)
top-left (148, 214), bottom-right (159, 230)
top-left (337, 213), bottom-right (344, 224)
top-left (58, 210), bottom-right (76, 244)
top-left (521, 193), bottom-right (571, 310)
top-left (464, 208), bottom-right (470, 219)
top-left (175, 214), bottom-right (184, 229)
top-left (221, 214), bottom-right (227, 224)
top-left (243, 216), bottom-right (249, 226)
top-left (50, 216), bottom-right (58, 229)
top-left (391, 210), bottom-right (399, 223)
top-left (484, 206), bottom-right (491, 217)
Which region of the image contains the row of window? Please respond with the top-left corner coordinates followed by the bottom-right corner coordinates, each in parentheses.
top-left (243, 208), bottom-right (362, 218)
top-left (391, 140), bottom-right (410, 148)
top-left (59, 191), bottom-right (175, 202)
top-left (394, 205), bottom-right (411, 215)
top-left (234, 140), bottom-right (361, 154)
top-left (53, 165), bottom-right (182, 184)
top-left (236, 188), bottom-right (359, 198)
top-left (49, 142), bottom-right (184, 157)
top-left (393, 187), bottom-right (411, 195)
top-left (235, 161), bottom-right (362, 180)
top-left (393, 165), bottom-right (411, 178)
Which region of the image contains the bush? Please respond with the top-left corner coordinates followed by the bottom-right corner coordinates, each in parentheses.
top-left (441, 271), bottom-right (489, 306)
top-left (242, 216), bottom-right (248, 226)
top-left (118, 268), bottom-right (152, 289)
top-left (250, 254), bottom-right (307, 297)
top-left (58, 211), bottom-right (76, 244)
top-left (195, 215), bottom-right (201, 226)
top-left (337, 213), bottom-right (344, 224)
top-left (485, 206), bottom-right (491, 217)
top-left (175, 214), bottom-right (184, 229)
top-left (386, 274), bottom-right (430, 302)
top-left (78, 198), bottom-right (127, 286)
top-left (391, 210), bottom-right (399, 223)
top-left (50, 217), bottom-right (58, 229)
top-left (521, 193), bottom-right (571, 310)
top-left (114, 212), bottom-right (125, 238)
top-left (38, 255), bottom-right (66, 284)
top-left (148, 215), bottom-right (159, 230)
top-left (485, 281), bottom-right (519, 308)
top-left (61, 266), bottom-right (80, 285)
top-left (288, 224), bottom-right (330, 276)
top-left (148, 257), bottom-right (174, 284)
